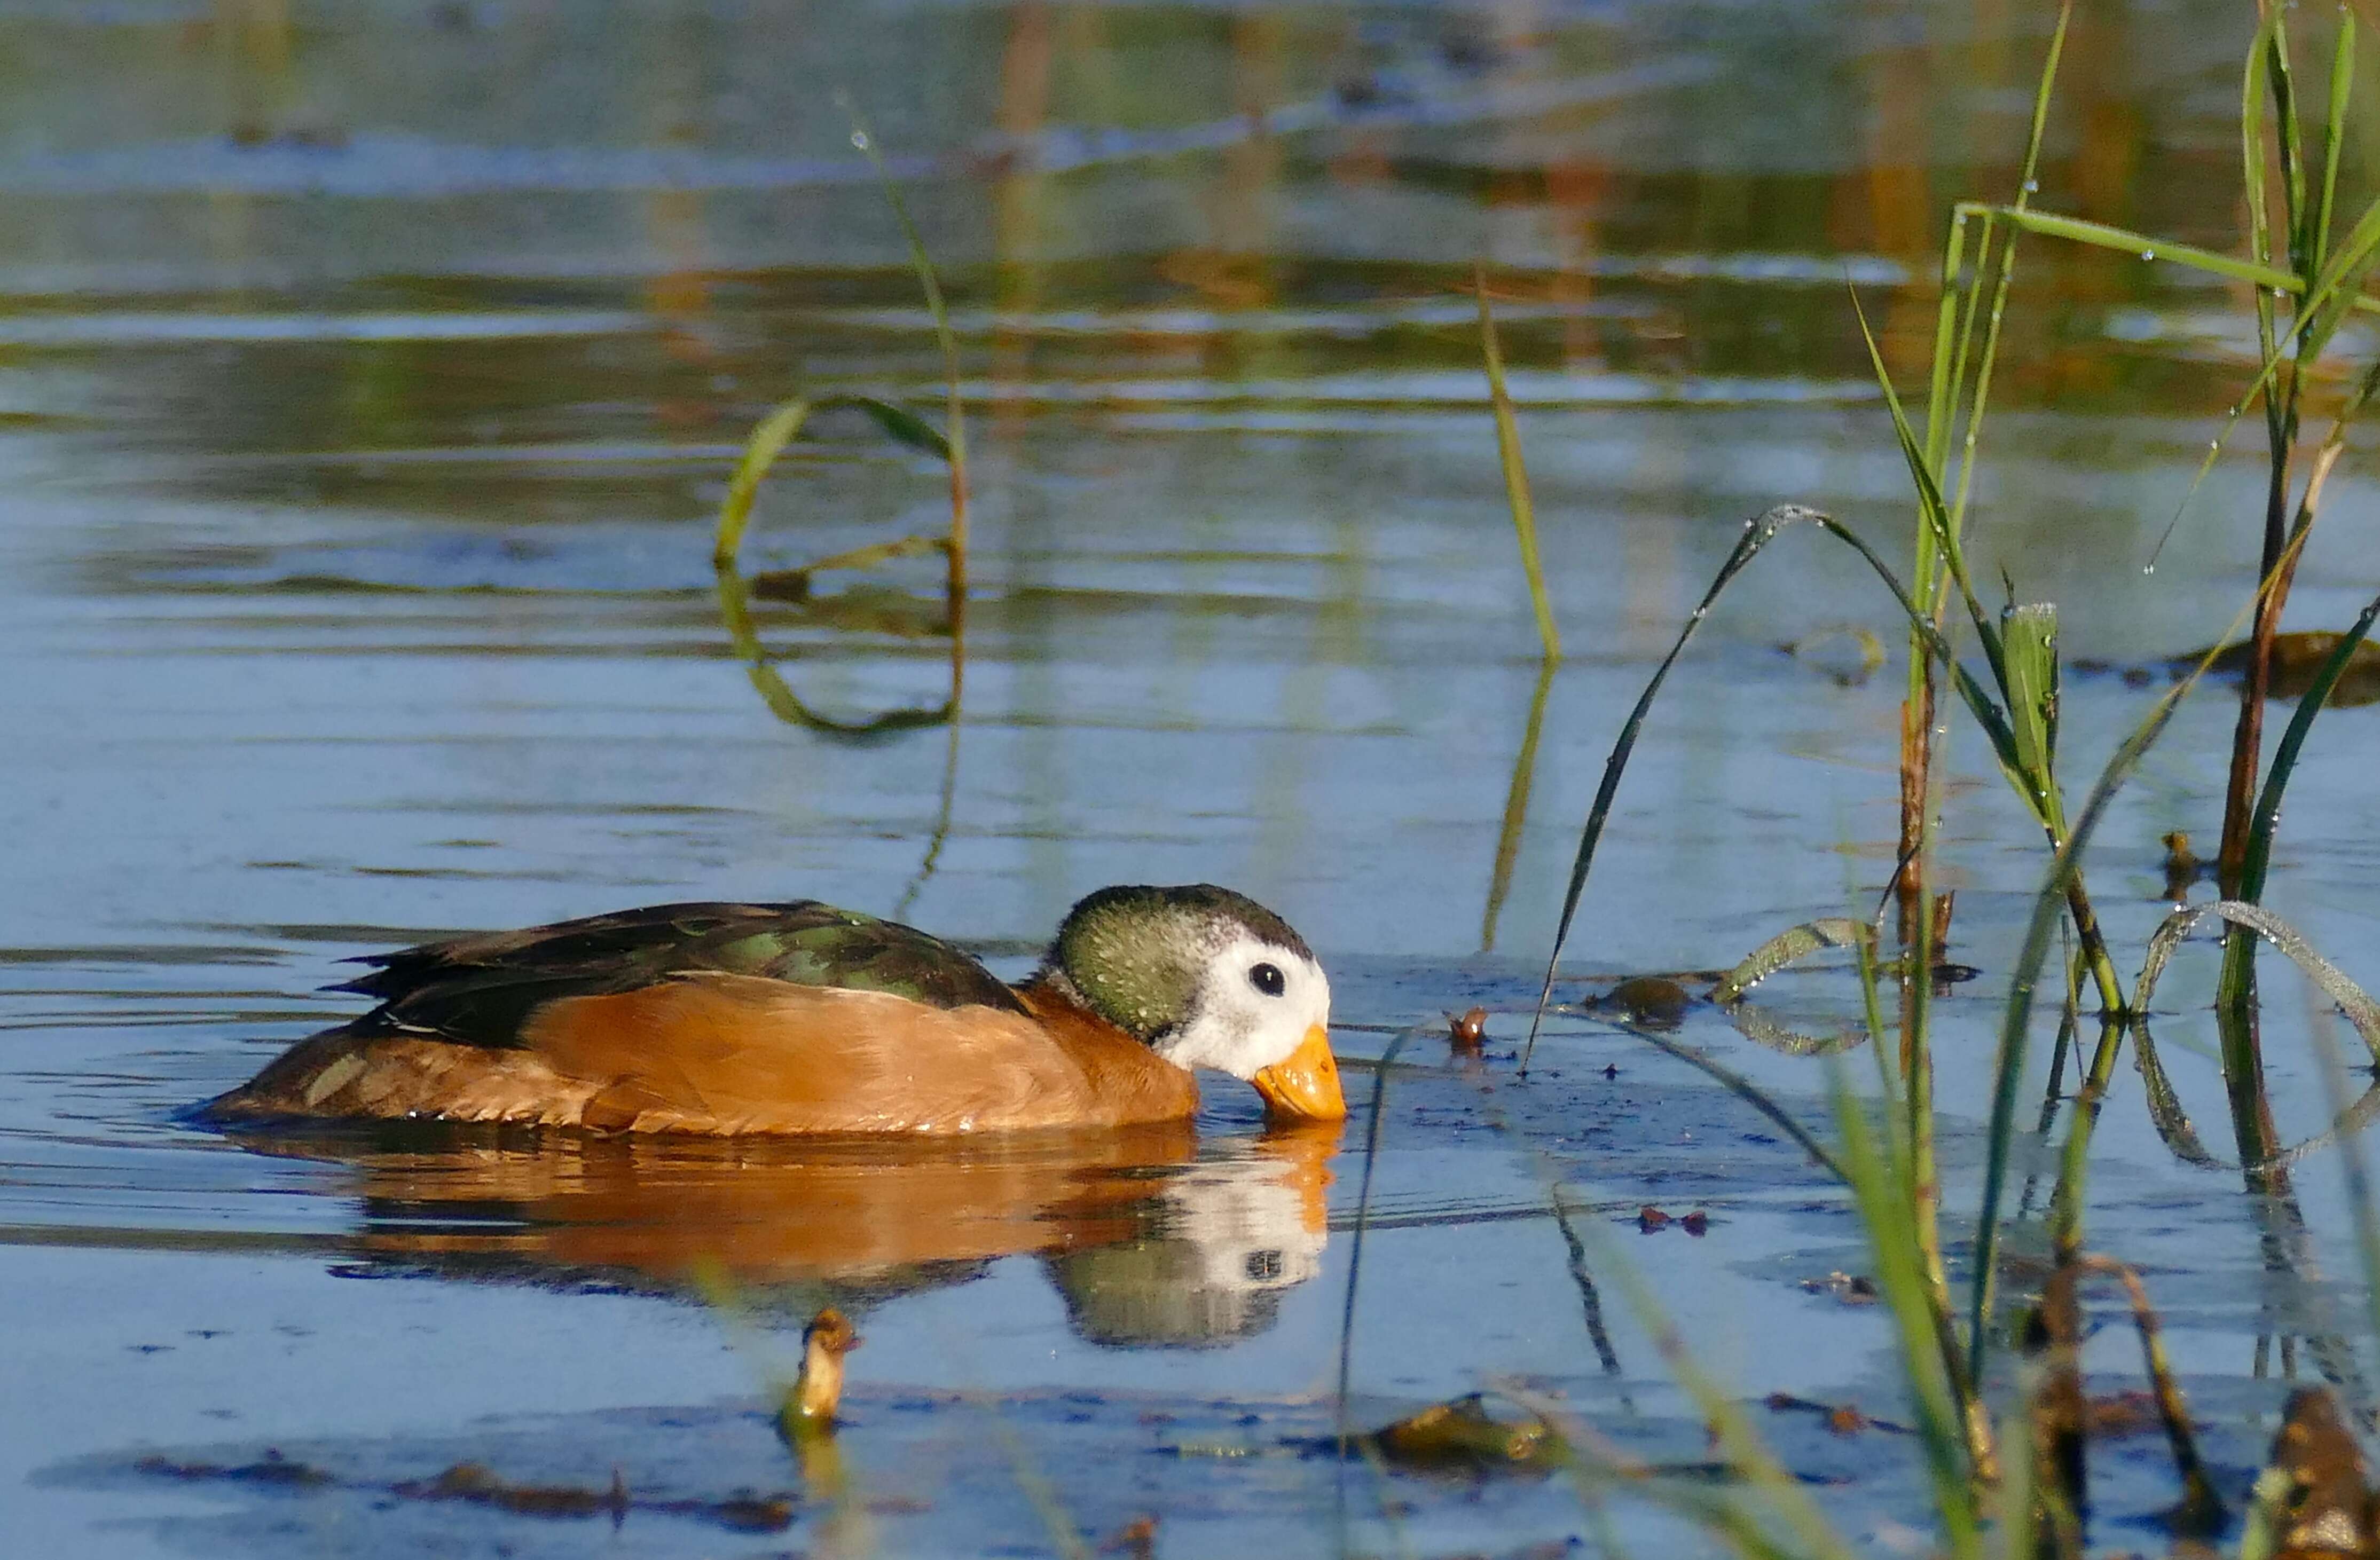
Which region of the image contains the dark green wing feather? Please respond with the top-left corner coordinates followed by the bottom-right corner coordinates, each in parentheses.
top-left (337, 901), bottom-right (1026, 1047)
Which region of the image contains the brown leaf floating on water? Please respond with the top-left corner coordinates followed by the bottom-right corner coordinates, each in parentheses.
top-left (1637, 1206), bottom-right (1671, 1233)
top-left (1447, 1007), bottom-right (1488, 1052)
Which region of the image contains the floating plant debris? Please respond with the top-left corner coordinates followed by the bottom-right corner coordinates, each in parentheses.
top-left (1361, 1394), bottom-right (1566, 1474)
top-left (137, 1451), bottom-right (796, 1533)
top-left (1448, 1006), bottom-right (1489, 1052)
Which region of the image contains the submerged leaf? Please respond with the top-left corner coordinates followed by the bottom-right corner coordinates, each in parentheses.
top-left (1713, 919), bottom-right (1872, 1006)
top-left (2178, 631), bottom-right (2380, 707)
top-left (1364, 1393), bottom-right (1566, 1474)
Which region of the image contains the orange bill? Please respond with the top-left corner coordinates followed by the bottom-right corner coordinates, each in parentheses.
top-left (1250, 1024), bottom-right (1346, 1122)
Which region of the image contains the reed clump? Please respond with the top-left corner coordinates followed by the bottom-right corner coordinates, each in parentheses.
top-left (1439, 4), bottom-right (2380, 1555)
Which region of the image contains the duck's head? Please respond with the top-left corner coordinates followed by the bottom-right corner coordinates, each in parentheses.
top-left (1042, 884), bottom-right (1344, 1123)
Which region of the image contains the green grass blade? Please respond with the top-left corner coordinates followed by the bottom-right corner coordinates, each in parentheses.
top-left (1585, 1220), bottom-right (1859, 1560)
top-left (1942, 0), bottom-right (2071, 549)
top-left (1832, 1071), bottom-right (1983, 1555)
top-left (1963, 628), bottom-right (2249, 1381)
top-left (2237, 589), bottom-right (2380, 902)
top-left (712, 393), bottom-right (953, 568)
top-left (2316, 15), bottom-right (2355, 277)
top-left (1521, 507), bottom-right (2034, 1066)
top-left (840, 97), bottom-right (969, 595)
top-left (1922, 208), bottom-right (1972, 477)
top-left (2269, 10), bottom-right (2309, 278)
top-left (2133, 901), bottom-right (2380, 1064)
top-left (1476, 268), bottom-right (1562, 661)
top-left (1337, 1022), bottom-right (1426, 1445)
top-left (1520, 505), bottom-right (1817, 1068)
top-left (2001, 603), bottom-right (2064, 836)
top-left (1957, 205), bottom-right (2334, 296)
top-left (1848, 289), bottom-right (2010, 697)
top-left (1713, 918), bottom-right (1871, 1006)
top-left (715, 398), bottom-right (816, 566)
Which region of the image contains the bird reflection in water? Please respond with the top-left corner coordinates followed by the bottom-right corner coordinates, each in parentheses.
top-left (229, 1120), bottom-right (1340, 1348)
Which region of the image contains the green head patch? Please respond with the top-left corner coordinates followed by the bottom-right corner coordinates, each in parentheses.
top-left (1044, 884), bottom-right (1313, 1043)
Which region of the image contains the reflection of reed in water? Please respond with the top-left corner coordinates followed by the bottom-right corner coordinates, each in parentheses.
top-left (227, 1121), bottom-right (1336, 1348)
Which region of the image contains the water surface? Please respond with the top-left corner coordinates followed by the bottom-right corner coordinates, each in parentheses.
top-left (6, 2), bottom-right (2380, 1555)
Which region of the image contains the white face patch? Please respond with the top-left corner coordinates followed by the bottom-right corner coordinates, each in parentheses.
top-left (1149, 931), bottom-right (1331, 1082)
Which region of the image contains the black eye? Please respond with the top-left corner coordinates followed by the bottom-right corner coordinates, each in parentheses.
top-left (1250, 962), bottom-right (1286, 997)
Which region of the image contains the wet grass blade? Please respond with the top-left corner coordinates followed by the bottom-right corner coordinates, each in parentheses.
top-left (1952, 207), bottom-right (2334, 298)
top-left (2000, 603), bottom-right (2062, 835)
top-left (2236, 588), bottom-right (2380, 902)
top-left (712, 393), bottom-right (952, 568)
top-left (1481, 658), bottom-right (1556, 951)
top-left (1586, 1219), bottom-right (1859, 1560)
top-left (1848, 290), bottom-right (2008, 698)
top-left (1522, 507), bottom-right (2030, 1067)
top-left (2132, 901), bottom-right (2380, 1061)
top-left (1711, 918), bottom-right (1871, 1006)
top-left (1476, 266), bottom-right (1562, 662)
top-left (1337, 1023), bottom-right (1427, 1447)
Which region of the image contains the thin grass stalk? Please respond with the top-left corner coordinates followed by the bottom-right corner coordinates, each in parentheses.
top-left (1481, 658), bottom-right (1555, 951)
top-left (1524, 505), bottom-right (2069, 1062)
top-left (842, 99), bottom-right (972, 696)
top-left (1476, 266), bottom-right (1562, 661)
top-left (1898, 879), bottom-right (1947, 1331)
top-left (1942, 0), bottom-right (2070, 546)
top-left (1588, 1223), bottom-right (1857, 1560)
top-left (2217, 10), bottom-right (2304, 913)
top-left (1833, 1070), bottom-right (1987, 1549)
top-left (2316, 19), bottom-right (2356, 278)
top-left (2070, 1257), bottom-right (2225, 1531)
top-left (2216, 371), bottom-right (2380, 1011)
top-left (1859, 936), bottom-right (1997, 1482)
top-left (1853, 294), bottom-right (2128, 1018)
top-left (1336, 1023), bottom-right (1424, 1447)
top-left (1900, 3), bottom-right (2068, 964)
top-left (2237, 585), bottom-right (2380, 903)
